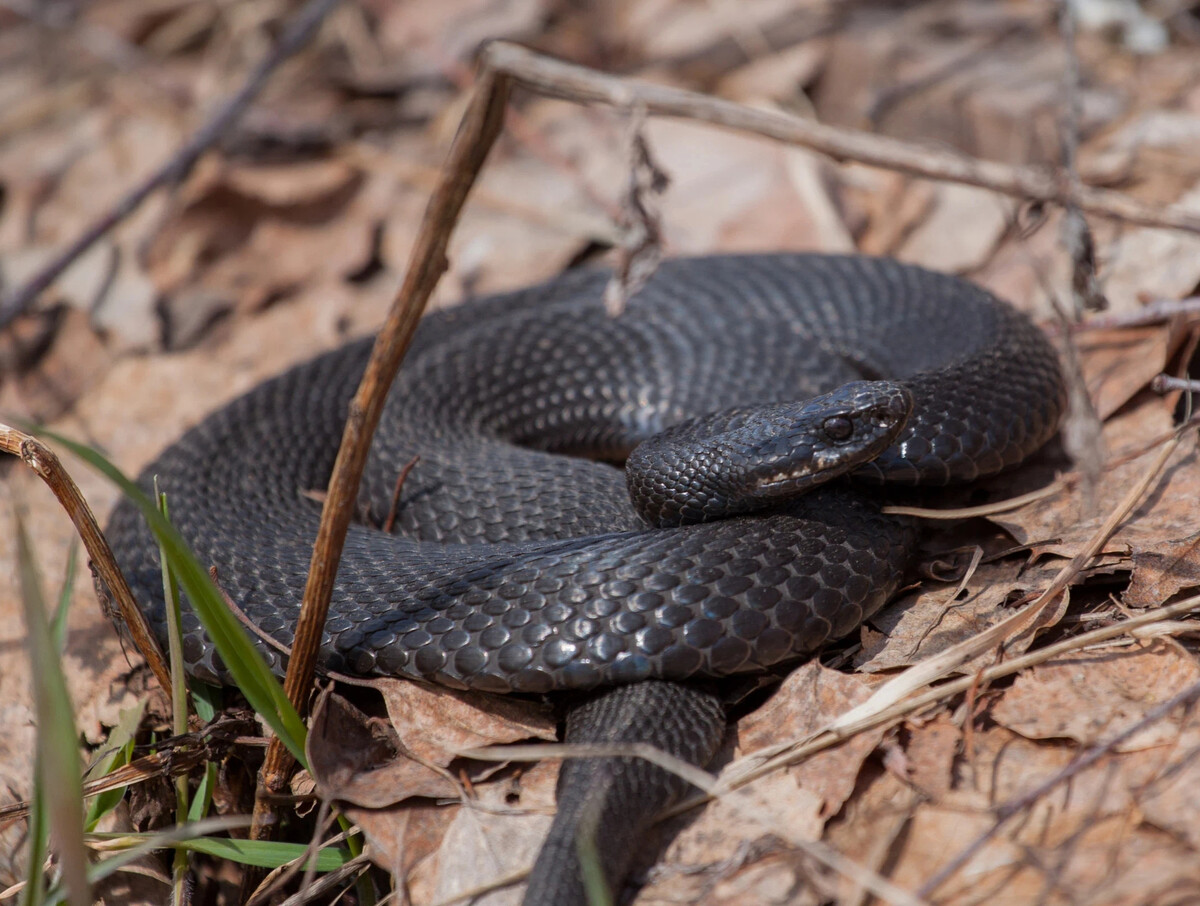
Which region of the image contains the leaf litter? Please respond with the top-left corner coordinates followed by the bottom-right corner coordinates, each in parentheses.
top-left (5, 1), bottom-right (1200, 903)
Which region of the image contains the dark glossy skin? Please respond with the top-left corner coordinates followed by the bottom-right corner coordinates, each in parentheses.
top-left (102, 254), bottom-right (1065, 905)
top-left (104, 254), bottom-right (1064, 692)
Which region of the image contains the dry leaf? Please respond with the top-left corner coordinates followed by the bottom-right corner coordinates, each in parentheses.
top-left (896, 183), bottom-right (1011, 273)
top-left (858, 560), bottom-right (1066, 673)
top-left (737, 661), bottom-right (880, 821)
top-left (308, 691), bottom-right (461, 808)
top-left (1126, 531), bottom-right (1200, 608)
top-left (991, 642), bottom-right (1200, 750)
top-left (375, 676), bottom-right (556, 767)
top-left (993, 396), bottom-right (1195, 561)
top-left (1075, 325), bottom-right (1173, 420)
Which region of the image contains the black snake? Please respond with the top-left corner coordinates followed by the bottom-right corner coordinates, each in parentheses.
top-left (103, 253), bottom-right (1065, 904)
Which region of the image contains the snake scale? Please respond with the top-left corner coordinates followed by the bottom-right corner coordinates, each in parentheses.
top-left (103, 253), bottom-right (1065, 904)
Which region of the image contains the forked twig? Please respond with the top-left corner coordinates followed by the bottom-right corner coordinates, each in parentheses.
top-left (481, 42), bottom-right (1200, 235)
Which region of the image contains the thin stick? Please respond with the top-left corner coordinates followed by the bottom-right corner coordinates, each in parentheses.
top-left (249, 67), bottom-right (513, 841)
top-left (883, 479), bottom-right (1065, 519)
top-left (1068, 296), bottom-right (1200, 333)
top-left (481, 42), bottom-right (1200, 235)
top-left (0, 0), bottom-right (345, 332)
top-left (0, 424), bottom-right (172, 696)
top-left (383, 455), bottom-right (420, 534)
top-left (1152, 374), bottom-right (1200, 394)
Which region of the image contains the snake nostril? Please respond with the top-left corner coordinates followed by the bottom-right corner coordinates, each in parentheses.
top-left (822, 416), bottom-right (854, 442)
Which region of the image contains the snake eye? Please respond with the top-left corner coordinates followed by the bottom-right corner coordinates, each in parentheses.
top-left (823, 416), bottom-right (854, 442)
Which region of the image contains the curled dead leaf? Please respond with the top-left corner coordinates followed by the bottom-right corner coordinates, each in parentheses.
top-left (307, 690), bottom-right (461, 809)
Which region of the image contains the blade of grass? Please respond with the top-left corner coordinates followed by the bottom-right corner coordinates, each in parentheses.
top-left (187, 684), bottom-right (219, 824)
top-left (19, 760), bottom-right (48, 906)
top-left (154, 485), bottom-right (192, 906)
top-left (86, 829), bottom-right (350, 872)
top-left (186, 767), bottom-right (215, 824)
top-left (15, 512), bottom-right (90, 906)
top-left (21, 544), bottom-right (80, 906)
top-left (155, 486), bottom-right (190, 743)
top-left (178, 837), bottom-right (351, 871)
top-left (83, 701), bottom-right (145, 832)
top-left (577, 823), bottom-right (612, 906)
top-left (38, 429), bottom-right (308, 764)
top-left (44, 816), bottom-right (249, 903)
top-left (191, 681), bottom-right (221, 721)
top-left (50, 542), bottom-right (78, 652)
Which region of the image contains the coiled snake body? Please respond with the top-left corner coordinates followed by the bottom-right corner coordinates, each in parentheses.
top-left (104, 254), bottom-right (1065, 904)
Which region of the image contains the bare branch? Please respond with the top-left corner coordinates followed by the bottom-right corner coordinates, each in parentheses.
top-left (482, 41), bottom-right (1200, 235)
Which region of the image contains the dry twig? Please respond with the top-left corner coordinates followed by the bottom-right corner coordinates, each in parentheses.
top-left (249, 65), bottom-right (514, 841)
top-left (0, 423), bottom-right (172, 695)
top-left (482, 42), bottom-right (1200, 235)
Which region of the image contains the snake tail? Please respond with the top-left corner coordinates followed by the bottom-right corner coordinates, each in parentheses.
top-left (523, 681), bottom-right (725, 906)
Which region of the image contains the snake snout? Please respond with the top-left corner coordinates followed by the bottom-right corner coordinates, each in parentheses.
top-left (624, 380), bottom-right (913, 528)
top-left (747, 380), bottom-right (912, 493)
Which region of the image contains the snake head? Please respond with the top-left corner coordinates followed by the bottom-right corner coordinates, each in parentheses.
top-left (626, 381), bottom-right (912, 527)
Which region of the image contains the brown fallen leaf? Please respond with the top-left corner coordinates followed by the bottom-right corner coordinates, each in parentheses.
top-left (406, 760), bottom-right (559, 906)
top-left (900, 711), bottom-right (962, 800)
top-left (1126, 530), bottom-right (1200, 608)
top-left (1102, 181), bottom-right (1200, 308)
top-left (858, 560), bottom-right (1067, 673)
top-left (823, 769), bottom-right (920, 904)
top-left (309, 685), bottom-right (556, 890)
top-left (714, 39), bottom-right (829, 105)
top-left (992, 396), bottom-right (1196, 562)
top-left (219, 159), bottom-right (364, 210)
top-left (1074, 325), bottom-right (1173, 421)
top-left (896, 182), bottom-right (1012, 274)
top-left (374, 675), bottom-right (556, 767)
top-left (990, 641), bottom-right (1200, 750)
top-left (1131, 721), bottom-right (1200, 850)
top-left (736, 661), bottom-right (881, 823)
top-left (307, 691), bottom-right (461, 809)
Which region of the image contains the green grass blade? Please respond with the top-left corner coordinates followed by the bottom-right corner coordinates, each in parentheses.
top-left (577, 822), bottom-right (613, 906)
top-left (83, 701), bottom-right (145, 832)
top-left (44, 816), bottom-right (249, 903)
top-left (186, 763), bottom-right (215, 824)
top-left (153, 487), bottom-right (194, 906)
top-left (20, 760), bottom-right (48, 906)
top-left (154, 486), bottom-right (190, 743)
top-left (39, 429), bottom-right (308, 764)
top-left (170, 837), bottom-right (351, 871)
top-left (187, 682), bottom-right (220, 823)
top-left (83, 825), bottom-right (350, 872)
top-left (191, 680), bottom-right (220, 722)
top-left (16, 512), bottom-right (90, 906)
